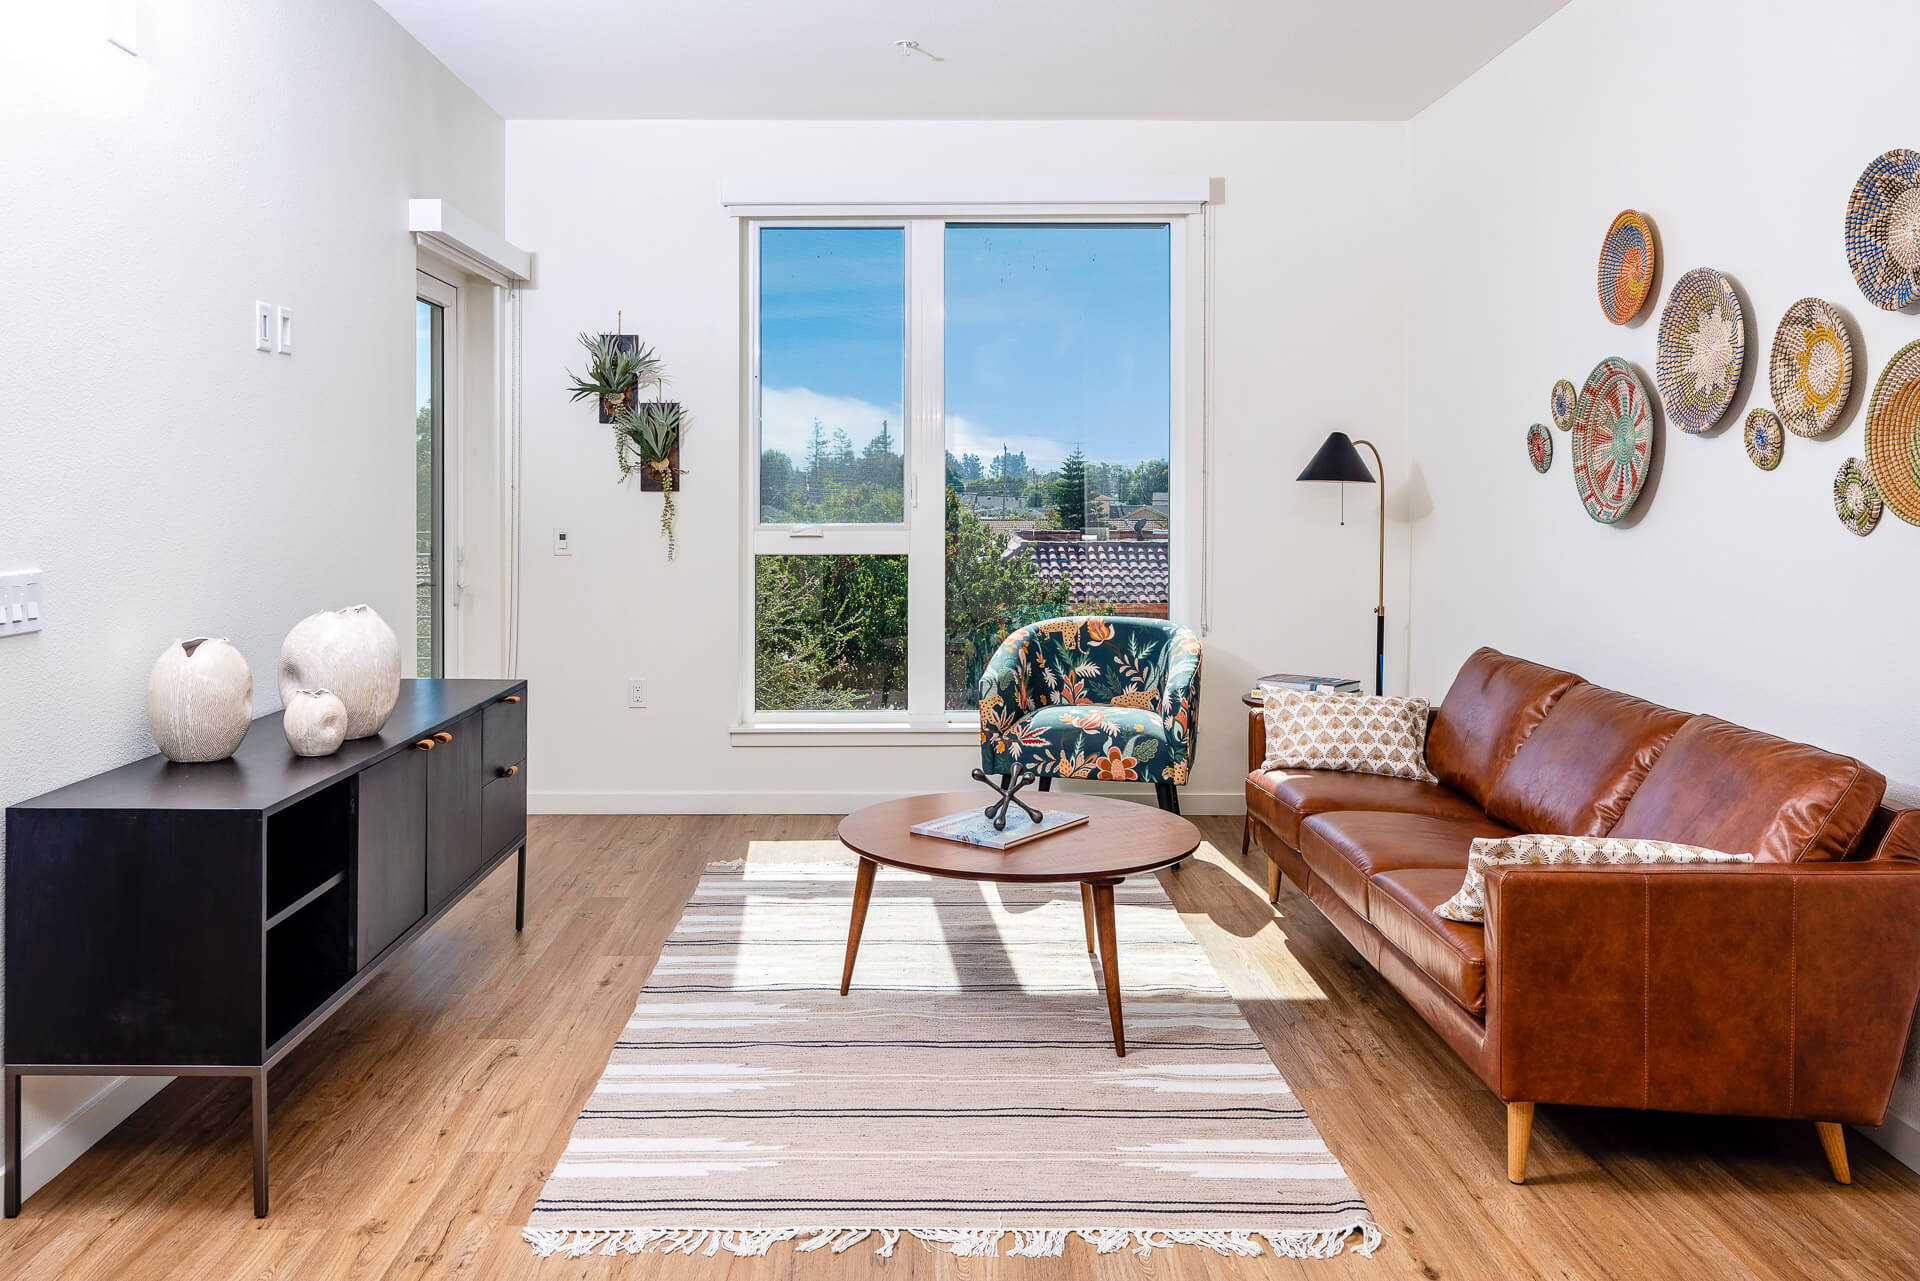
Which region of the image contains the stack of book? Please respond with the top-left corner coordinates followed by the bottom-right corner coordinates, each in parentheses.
top-left (1255, 673), bottom-right (1365, 696)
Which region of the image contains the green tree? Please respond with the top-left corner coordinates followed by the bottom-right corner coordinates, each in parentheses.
top-left (759, 449), bottom-right (796, 517)
top-left (1052, 447), bottom-right (1089, 532)
top-left (803, 419), bottom-right (831, 501)
top-left (960, 452), bottom-right (984, 481)
top-left (945, 485), bottom-right (1070, 704)
top-left (1124, 458), bottom-right (1170, 506)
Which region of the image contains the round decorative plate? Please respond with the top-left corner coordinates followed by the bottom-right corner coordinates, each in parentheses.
top-left (1656, 267), bottom-right (1746, 434)
top-left (1598, 210), bottom-right (1657, 325)
top-left (1550, 379), bottom-right (1578, 430)
top-left (1527, 423), bottom-right (1553, 473)
top-left (1744, 408), bottom-right (1783, 471)
top-left (1768, 297), bottom-right (1854, 437)
top-left (1845, 149), bottom-right (1920, 312)
top-left (1834, 458), bottom-right (1883, 536)
top-left (1864, 339), bottom-right (1920, 525)
top-left (1570, 357), bottom-right (1654, 524)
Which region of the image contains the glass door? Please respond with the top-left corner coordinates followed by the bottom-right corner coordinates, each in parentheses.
top-left (414, 270), bottom-right (456, 678)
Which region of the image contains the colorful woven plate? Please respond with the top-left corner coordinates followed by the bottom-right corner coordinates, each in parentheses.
top-left (1570, 357), bottom-right (1654, 524)
top-left (1598, 211), bottom-right (1656, 325)
top-left (1864, 339), bottom-right (1920, 525)
top-left (1845, 149), bottom-right (1920, 312)
top-left (1656, 267), bottom-right (1745, 434)
top-left (1744, 408), bottom-right (1783, 471)
top-left (1550, 379), bottom-right (1578, 430)
top-left (1834, 458), bottom-right (1883, 536)
top-left (1769, 297), bottom-right (1854, 437)
top-left (1527, 423), bottom-right (1553, 473)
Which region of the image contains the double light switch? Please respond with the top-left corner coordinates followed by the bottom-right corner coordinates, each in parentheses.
top-left (0, 569), bottom-right (45, 636)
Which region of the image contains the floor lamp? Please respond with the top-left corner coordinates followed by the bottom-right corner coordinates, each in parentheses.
top-left (1297, 431), bottom-right (1385, 696)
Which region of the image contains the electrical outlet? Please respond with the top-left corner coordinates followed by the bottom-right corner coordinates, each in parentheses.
top-left (627, 679), bottom-right (648, 709)
top-left (553, 528), bottom-right (572, 556)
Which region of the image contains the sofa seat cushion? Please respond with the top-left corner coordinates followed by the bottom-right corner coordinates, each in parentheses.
top-left (1246, 767), bottom-right (1486, 849)
top-left (1426, 649), bottom-right (1582, 808)
top-left (1610, 715), bottom-right (1887, 862)
top-left (1485, 683), bottom-right (1691, 835)
top-left (1298, 810), bottom-right (1517, 920)
top-left (1368, 868), bottom-right (1489, 1015)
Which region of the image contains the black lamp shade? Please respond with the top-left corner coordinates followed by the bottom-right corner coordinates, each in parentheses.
top-left (1297, 431), bottom-right (1376, 484)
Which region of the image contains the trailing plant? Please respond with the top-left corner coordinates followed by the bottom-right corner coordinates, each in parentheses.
top-left (566, 331), bottom-right (663, 417)
top-left (614, 400), bottom-right (686, 560)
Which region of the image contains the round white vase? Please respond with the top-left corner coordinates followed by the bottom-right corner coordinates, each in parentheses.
top-left (147, 637), bottom-right (253, 763)
top-left (277, 605), bottom-right (401, 739)
top-left (283, 688), bottom-right (348, 757)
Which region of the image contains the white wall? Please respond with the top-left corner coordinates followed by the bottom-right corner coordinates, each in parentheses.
top-left (506, 120), bottom-right (1414, 815)
top-left (0, 0), bottom-right (503, 1198)
top-left (1404, 0), bottom-right (1920, 1163)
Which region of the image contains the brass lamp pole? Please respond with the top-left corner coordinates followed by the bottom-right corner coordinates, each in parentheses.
top-left (1297, 432), bottom-right (1386, 696)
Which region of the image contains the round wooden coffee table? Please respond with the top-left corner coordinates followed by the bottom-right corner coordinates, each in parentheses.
top-left (836, 792), bottom-right (1202, 1056)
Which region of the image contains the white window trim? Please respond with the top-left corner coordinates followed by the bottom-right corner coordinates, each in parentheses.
top-left (734, 202), bottom-right (1207, 743)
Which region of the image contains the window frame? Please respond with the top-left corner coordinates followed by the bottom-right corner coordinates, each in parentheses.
top-left (738, 210), bottom-right (1200, 737)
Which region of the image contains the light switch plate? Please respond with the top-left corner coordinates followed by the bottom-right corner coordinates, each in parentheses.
top-left (0, 569), bottom-right (45, 637)
top-left (276, 306), bottom-right (293, 354)
top-left (553, 528), bottom-right (572, 556)
top-left (254, 301), bottom-right (274, 352)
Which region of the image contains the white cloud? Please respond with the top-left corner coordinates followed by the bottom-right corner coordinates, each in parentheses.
top-left (758, 385), bottom-right (1072, 472)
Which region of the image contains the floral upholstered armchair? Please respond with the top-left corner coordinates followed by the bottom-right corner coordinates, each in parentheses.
top-left (977, 616), bottom-right (1202, 813)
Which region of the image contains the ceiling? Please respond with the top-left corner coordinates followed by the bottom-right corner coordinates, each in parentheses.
top-left (371, 0), bottom-right (1570, 122)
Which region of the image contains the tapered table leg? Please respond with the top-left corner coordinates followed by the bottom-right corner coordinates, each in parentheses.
top-left (3, 1067), bottom-right (21, 1218)
top-left (840, 857), bottom-right (878, 996)
top-left (252, 1068), bottom-right (269, 1218)
top-left (1079, 883), bottom-right (1098, 954)
top-left (515, 844), bottom-right (527, 931)
top-left (1090, 880), bottom-right (1125, 1056)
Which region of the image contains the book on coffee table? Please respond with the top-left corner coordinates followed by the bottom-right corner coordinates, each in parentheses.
top-left (909, 806), bottom-right (1090, 850)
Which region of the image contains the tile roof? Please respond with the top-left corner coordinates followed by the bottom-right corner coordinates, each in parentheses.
top-left (1013, 538), bottom-right (1170, 606)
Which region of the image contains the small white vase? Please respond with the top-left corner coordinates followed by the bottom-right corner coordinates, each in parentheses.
top-left (284, 688), bottom-right (348, 757)
top-left (147, 637), bottom-right (253, 763)
top-left (278, 604), bottom-right (401, 739)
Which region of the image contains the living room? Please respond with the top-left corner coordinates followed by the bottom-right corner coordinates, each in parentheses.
top-left (4, 0), bottom-right (1919, 1276)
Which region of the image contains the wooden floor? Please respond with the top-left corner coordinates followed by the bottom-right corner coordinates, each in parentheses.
top-left (3, 813), bottom-right (1916, 1279)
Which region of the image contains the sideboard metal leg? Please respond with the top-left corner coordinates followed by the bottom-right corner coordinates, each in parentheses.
top-left (515, 845), bottom-right (527, 931)
top-left (3, 1067), bottom-right (21, 1218)
top-left (251, 1068), bottom-right (269, 1218)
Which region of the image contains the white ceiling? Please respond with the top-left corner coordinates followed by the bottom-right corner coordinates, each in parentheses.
top-left (371, 0), bottom-right (1570, 122)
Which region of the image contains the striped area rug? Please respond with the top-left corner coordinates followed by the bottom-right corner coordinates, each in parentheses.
top-left (524, 857), bottom-right (1380, 1261)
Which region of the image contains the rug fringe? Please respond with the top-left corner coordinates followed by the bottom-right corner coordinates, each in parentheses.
top-left (524, 1221), bottom-right (1381, 1260)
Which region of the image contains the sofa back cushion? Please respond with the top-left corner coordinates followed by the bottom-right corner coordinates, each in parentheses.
top-left (1609, 715), bottom-right (1886, 862)
top-left (1426, 648), bottom-right (1582, 807)
top-left (1485, 683), bottom-right (1691, 835)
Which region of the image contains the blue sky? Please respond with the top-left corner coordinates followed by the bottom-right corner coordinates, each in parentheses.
top-left (759, 224), bottom-right (1171, 472)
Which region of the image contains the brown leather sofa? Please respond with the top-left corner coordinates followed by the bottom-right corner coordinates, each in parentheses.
top-left (1245, 647), bottom-right (1920, 1184)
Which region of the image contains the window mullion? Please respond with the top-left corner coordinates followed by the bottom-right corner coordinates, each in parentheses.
top-left (905, 219), bottom-right (947, 723)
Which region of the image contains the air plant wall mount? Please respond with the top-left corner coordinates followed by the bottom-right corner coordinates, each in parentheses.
top-left (567, 329), bottom-right (663, 423)
top-left (614, 399), bottom-right (687, 561)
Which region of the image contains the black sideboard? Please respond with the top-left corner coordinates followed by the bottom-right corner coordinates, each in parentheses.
top-left (3, 678), bottom-right (529, 1218)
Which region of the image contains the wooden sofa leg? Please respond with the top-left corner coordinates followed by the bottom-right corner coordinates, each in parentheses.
top-left (1816, 1122), bottom-right (1851, 1184)
top-left (1507, 1102), bottom-right (1535, 1184)
top-left (1267, 858), bottom-right (1283, 905)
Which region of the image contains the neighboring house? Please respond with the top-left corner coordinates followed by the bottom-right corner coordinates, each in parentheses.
top-left (1117, 505), bottom-right (1169, 529)
top-left (1006, 535), bottom-right (1170, 618)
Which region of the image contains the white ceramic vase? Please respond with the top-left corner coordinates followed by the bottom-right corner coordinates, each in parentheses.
top-left (277, 605), bottom-right (401, 739)
top-left (147, 637), bottom-right (253, 763)
top-left (283, 688), bottom-right (348, 757)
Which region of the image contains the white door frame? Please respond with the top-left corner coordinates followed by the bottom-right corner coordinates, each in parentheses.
top-left (416, 266), bottom-right (463, 675)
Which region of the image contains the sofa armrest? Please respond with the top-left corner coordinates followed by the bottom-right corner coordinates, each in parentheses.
top-left (1485, 861), bottom-right (1920, 1124)
top-left (1248, 705), bottom-right (1265, 775)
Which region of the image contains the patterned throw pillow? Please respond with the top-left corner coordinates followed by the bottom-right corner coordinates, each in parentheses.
top-left (1259, 690), bottom-right (1438, 783)
top-left (1435, 834), bottom-right (1754, 924)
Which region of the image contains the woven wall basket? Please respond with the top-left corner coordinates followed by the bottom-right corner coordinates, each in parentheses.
top-left (1863, 339), bottom-right (1920, 526)
top-left (1550, 378), bottom-right (1578, 430)
top-left (1571, 357), bottom-right (1654, 524)
top-left (1527, 423), bottom-right (1553, 473)
top-left (1597, 210), bottom-right (1657, 325)
top-left (1744, 408), bottom-right (1784, 471)
top-left (1834, 458), bottom-right (1884, 536)
top-left (1656, 268), bottom-right (1745, 434)
top-left (1768, 297), bottom-right (1854, 437)
top-left (1845, 149), bottom-right (1920, 312)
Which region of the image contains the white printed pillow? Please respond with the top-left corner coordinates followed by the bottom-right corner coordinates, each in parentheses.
top-left (1436, 834), bottom-right (1755, 924)
top-left (1260, 689), bottom-right (1438, 783)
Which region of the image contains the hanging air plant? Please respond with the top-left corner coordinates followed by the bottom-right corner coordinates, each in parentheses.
top-left (614, 400), bottom-right (686, 560)
top-left (566, 330), bottom-right (663, 422)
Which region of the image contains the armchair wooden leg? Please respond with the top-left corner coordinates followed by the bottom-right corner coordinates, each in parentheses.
top-left (1267, 858), bottom-right (1283, 905)
top-left (1037, 775), bottom-right (1052, 792)
top-left (1816, 1122), bottom-right (1851, 1184)
top-left (1507, 1101), bottom-right (1535, 1184)
top-left (1241, 815), bottom-right (1251, 856)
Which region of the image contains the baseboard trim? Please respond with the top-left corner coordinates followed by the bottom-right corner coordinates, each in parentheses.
top-left (12, 1074), bottom-right (170, 1201)
top-left (1856, 1109), bottom-right (1920, 1175)
top-left (531, 789), bottom-right (1246, 816)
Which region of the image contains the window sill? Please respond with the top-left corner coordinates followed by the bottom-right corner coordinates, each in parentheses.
top-left (729, 721), bottom-right (981, 748)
